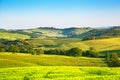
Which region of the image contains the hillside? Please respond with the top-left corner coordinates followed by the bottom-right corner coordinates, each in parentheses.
top-left (78, 26), bottom-right (120, 38)
top-left (59, 38), bottom-right (120, 50)
top-left (0, 30), bottom-right (30, 40)
top-left (26, 38), bottom-right (120, 56)
top-left (0, 53), bottom-right (107, 68)
top-left (0, 26), bottom-right (120, 39)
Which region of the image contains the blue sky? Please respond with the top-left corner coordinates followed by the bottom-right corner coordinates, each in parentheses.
top-left (0, 0), bottom-right (120, 29)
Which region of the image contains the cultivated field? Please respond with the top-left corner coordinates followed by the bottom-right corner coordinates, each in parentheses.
top-left (0, 66), bottom-right (120, 80)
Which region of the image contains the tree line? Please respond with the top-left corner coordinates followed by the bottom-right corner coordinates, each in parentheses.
top-left (44, 47), bottom-right (99, 57)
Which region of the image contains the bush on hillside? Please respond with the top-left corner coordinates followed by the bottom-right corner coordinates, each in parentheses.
top-left (67, 47), bottom-right (82, 57)
top-left (44, 49), bottom-right (66, 55)
top-left (106, 53), bottom-right (120, 67)
top-left (35, 49), bottom-right (44, 55)
top-left (9, 45), bottom-right (20, 53)
top-left (83, 47), bottom-right (99, 57)
top-left (0, 48), bottom-right (5, 52)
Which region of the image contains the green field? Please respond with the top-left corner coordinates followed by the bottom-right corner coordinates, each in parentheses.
top-left (0, 51), bottom-right (119, 80)
top-left (0, 53), bottom-right (107, 68)
top-left (0, 66), bottom-right (120, 80)
top-left (0, 32), bottom-right (30, 40)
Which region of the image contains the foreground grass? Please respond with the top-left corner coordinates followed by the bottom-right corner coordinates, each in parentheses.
top-left (0, 53), bottom-right (107, 68)
top-left (0, 66), bottom-right (120, 80)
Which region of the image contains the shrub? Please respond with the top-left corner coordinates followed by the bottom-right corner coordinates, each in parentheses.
top-left (35, 49), bottom-right (44, 55)
top-left (0, 48), bottom-right (5, 52)
top-left (67, 47), bottom-right (82, 57)
top-left (9, 45), bottom-right (20, 53)
top-left (83, 47), bottom-right (99, 57)
top-left (106, 53), bottom-right (120, 67)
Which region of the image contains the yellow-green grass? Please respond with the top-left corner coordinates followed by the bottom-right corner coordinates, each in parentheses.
top-left (0, 32), bottom-right (30, 40)
top-left (59, 38), bottom-right (120, 51)
top-left (0, 52), bottom-right (107, 68)
top-left (0, 66), bottom-right (120, 80)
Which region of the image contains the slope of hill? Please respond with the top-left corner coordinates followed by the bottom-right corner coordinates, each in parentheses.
top-left (0, 32), bottom-right (30, 40)
top-left (0, 53), bottom-right (107, 68)
top-left (59, 38), bottom-right (120, 51)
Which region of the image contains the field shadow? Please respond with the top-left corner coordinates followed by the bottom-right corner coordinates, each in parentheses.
top-left (100, 50), bottom-right (120, 57)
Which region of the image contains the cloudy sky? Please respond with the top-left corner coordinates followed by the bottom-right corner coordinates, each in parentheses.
top-left (0, 0), bottom-right (120, 29)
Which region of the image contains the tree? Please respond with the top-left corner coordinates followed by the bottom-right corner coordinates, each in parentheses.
top-left (28, 49), bottom-right (36, 55)
top-left (9, 45), bottom-right (20, 53)
top-left (107, 53), bottom-right (120, 67)
top-left (36, 49), bottom-right (44, 55)
top-left (67, 47), bottom-right (82, 57)
top-left (110, 53), bottom-right (119, 61)
top-left (106, 53), bottom-right (110, 62)
top-left (0, 48), bottom-right (5, 52)
top-left (83, 47), bottom-right (99, 57)
top-left (110, 53), bottom-right (120, 67)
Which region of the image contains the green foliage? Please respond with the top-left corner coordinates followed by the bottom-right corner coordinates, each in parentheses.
top-left (83, 47), bottom-right (99, 57)
top-left (0, 48), bottom-right (5, 52)
top-left (108, 53), bottom-right (120, 67)
top-left (45, 47), bottom-right (83, 57)
top-left (44, 49), bottom-right (66, 55)
top-left (106, 53), bottom-right (110, 62)
top-left (9, 45), bottom-right (20, 53)
top-left (35, 49), bottom-right (44, 55)
top-left (28, 49), bottom-right (36, 55)
top-left (67, 47), bottom-right (82, 57)
top-left (110, 53), bottom-right (119, 61)
top-left (106, 53), bottom-right (120, 67)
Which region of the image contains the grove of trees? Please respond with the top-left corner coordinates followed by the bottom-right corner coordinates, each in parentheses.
top-left (106, 53), bottom-right (120, 67)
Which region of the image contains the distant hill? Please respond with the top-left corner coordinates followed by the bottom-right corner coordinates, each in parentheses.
top-left (0, 26), bottom-right (120, 39)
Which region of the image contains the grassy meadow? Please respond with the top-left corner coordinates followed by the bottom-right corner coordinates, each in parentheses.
top-left (0, 32), bottom-right (30, 40)
top-left (0, 66), bottom-right (120, 80)
top-left (0, 53), bottom-right (107, 68)
top-left (0, 53), bottom-right (119, 80)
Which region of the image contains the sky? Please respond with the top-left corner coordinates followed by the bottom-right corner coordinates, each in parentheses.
top-left (0, 0), bottom-right (120, 29)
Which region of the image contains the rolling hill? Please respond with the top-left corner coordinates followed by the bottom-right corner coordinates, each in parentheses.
top-left (0, 26), bottom-right (120, 39)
